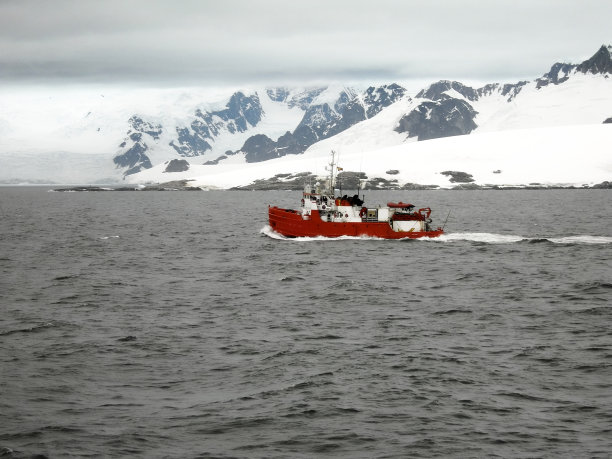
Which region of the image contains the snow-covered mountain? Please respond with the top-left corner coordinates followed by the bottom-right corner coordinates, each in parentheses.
top-left (111, 84), bottom-right (408, 172)
top-left (0, 45), bottom-right (610, 187)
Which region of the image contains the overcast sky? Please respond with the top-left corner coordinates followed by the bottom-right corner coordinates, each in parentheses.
top-left (1, 0), bottom-right (610, 88)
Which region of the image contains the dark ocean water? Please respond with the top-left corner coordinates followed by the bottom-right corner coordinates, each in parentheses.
top-left (1, 187), bottom-right (611, 458)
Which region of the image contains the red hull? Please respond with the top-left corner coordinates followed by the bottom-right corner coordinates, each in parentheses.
top-left (269, 206), bottom-right (444, 239)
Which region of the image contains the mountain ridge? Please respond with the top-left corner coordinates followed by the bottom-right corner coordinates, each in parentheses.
top-left (0, 44), bottom-right (610, 186)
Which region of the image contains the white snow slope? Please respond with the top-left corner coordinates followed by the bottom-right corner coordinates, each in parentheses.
top-left (130, 124), bottom-right (612, 189)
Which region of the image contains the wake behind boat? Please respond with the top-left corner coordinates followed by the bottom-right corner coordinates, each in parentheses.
top-left (268, 152), bottom-right (444, 239)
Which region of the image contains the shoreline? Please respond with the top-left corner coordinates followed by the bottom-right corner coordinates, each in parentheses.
top-left (45, 179), bottom-right (612, 192)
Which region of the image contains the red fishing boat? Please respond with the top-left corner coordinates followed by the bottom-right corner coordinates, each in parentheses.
top-left (268, 152), bottom-right (444, 239)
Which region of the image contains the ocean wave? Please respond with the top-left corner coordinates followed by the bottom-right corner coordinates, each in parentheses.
top-left (434, 232), bottom-right (525, 244)
top-left (548, 235), bottom-right (612, 244)
top-left (431, 233), bottom-right (612, 245)
top-left (0, 322), bottom-right (55, 337)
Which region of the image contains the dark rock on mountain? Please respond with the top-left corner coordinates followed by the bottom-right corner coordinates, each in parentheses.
top-left (420, 79), bottom-right (530, 104)
top-left (170, 92), bottom-right (263, 157)
top-left (113, 145), bottom-right (146, 175)
top-left (113, 116), bottom-right (160, 175)
top-left (163, 159), bottom-right (190, 173)
top-left (474, 82), bottom-right (499, 98)
top-left (170, 125), bottom-right (212, 157)
top-left (440, 171), bottom-right (475, 183)
top-left (396, 98), bottom-right (478, 140)
top-left (130, 116), bottom-right (162, 139)
top-left (170, 126), bottom-right (212, 157)
top-left (417, 80), bottom-right (479, 102)
top-left (536, 45), bottom-right (612, 89)
top-left (604, 117), bottom-right (612, 124)
top-left (363, 84), bottom-right (407, 117)
top-left (404, 79), bottom-right (539, 141)
top-left (227, 92), bottom-right (262, 128)
top-left (242, 134), bottom-right (283, 162)
top-left (114, 142), bottom-right (152, 176)
top-left (203, 155), bottom-right (228, 165)
top-left (499, 81), bottom-right (529, 101)
top-left (576, 45), bottom-right (612, 75)
top-left (536, 62), bottom-right (575, 88)
top-left (476, 81), bottom-right (529, 101)
top-left (241, 85), bottom-right (407, 163)
top-left (329, 91), bottom-right (367, 134)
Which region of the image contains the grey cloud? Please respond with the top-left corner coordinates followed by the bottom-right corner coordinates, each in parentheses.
top-left (0, 0), bottom-right (610, 86)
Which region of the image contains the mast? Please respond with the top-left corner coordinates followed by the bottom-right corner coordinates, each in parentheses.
top-left (327, 150), bottom-right (336, 195)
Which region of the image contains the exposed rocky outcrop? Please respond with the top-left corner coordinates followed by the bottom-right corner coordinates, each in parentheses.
top-left (440, 171), bottom-right (475, 183)
top-left (363, 84), bottom-right (407, 118)
top-left (396, 80), bottom-right (480, 140)
top-left (163, 159), bottom-right (190, 173)
top-left (242, 134), bottom-right (284, 162)
top-left (113, 116), bottom-right (161, 175)
top-left (203, 155), bottom-right (228, 165)
top-left (232, 172), bottom-right (317, 190)
top-left (362, 177), bottom-right (400, 190)
top-left (235, 170), bottom-right (441, 191)
top-left (536, 62), bottom-right (575, 88)
top-left (416, 80), bottom-right (479, 102)
top-left (451, 183), bottom-right (482, 190)
top-left (416, 79), bottom-right (530, 104)
top-left (396, 99), bottom-right (478, 140)
top-left (141, 180), bottom-right (201, 191)
top-left (576, 45), bottom-right (612, 75)
top-left (113, 141), bottom-right (152, 176)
